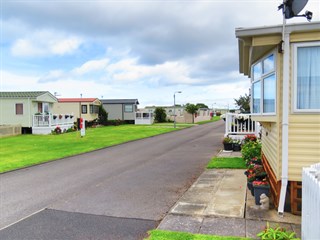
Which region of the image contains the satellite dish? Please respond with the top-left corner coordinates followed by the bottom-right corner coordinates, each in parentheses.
top-left (284, 0), bottom-right (309, 19)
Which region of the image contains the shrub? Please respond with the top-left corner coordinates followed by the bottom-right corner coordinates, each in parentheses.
top-left (243, 134), bottom-right (257, 144)
top-left (105, 119), bottom-right (125, 126)
top-left (98, 105), bottom-right (108, 125)
top-left (66, 127), bottom-right (75, 133)
top-left (154, 107), bottom-right (167, 123)
top-left (52, 126), bottom-right (62, 135)
top-left (241, 140), bottom-right (261, 163)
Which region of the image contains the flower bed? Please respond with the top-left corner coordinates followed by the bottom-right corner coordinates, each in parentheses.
top-left (242, 134), bottom-right (270, 204)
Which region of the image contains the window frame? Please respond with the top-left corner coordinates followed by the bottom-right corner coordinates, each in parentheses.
top-left (89, 104), bottom-right (99, 114)
top-left (124, 104), bottom-right (133, 113)
top-left (81, 104), bottom-right (88, 114)
top-left (15, 103), bottom-right (23, 115)
top-left (293, 41), bottom-right (320, 113)
top-left (251, 51), bottom-right (277, 115)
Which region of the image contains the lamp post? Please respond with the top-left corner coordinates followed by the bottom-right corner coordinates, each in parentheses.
top-left (173, 91), bottom-right (182, 128)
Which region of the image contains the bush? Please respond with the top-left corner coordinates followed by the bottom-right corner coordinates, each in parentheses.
top-left (66, 127), bottom-right (75, 133)
top-left (105, 119), bottom-right (125, 126)
top-left (98, 105), bottom-right (108, 125)
top-left (241, 140), bottom-right (261, 163)
top-left (243, 134), bottom-right (257, 144)
top-left (52, 126), bottom-right (62, 135)
top-left (154, 107), bottom-right (167, 123)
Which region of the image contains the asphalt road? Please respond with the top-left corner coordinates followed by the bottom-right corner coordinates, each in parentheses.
top-left (0, 121), bottom-right (225, 239)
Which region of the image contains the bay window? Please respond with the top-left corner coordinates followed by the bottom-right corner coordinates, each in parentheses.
top-left (251, 53), bottom-right (276, 114)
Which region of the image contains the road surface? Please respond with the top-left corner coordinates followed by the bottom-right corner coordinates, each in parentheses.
top-left (0, 121), bottom-right (224, 239)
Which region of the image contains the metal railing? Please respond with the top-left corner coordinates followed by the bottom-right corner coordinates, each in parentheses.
top-left (302, 163), bottom-right (320, 239)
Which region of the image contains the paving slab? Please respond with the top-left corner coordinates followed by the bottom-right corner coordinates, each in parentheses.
top-left (204, 203), bottom-right (245, 218)
top-left (291, 224), bottom-right (301, 238)
top-left (168, 169), bottom-right (246, 218)
top-left (217, 150), bottom-right (242, 157)
top-left (159, 162), bottom-right (301, 239)
top-left (171, 202), bottom-right (207, 215)
top-left (178, 190), bottom-right (214, 204)
top-left (200, 217), bottom-right (246, 237)
top-left (157, 214), bottom-right (203, 234)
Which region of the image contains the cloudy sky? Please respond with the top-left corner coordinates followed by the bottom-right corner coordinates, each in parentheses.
top-left (1, 0), bottom-right (319, 108)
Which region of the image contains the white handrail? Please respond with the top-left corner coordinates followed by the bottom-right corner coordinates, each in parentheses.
top-left (224, 113), bottom-right (260, 139)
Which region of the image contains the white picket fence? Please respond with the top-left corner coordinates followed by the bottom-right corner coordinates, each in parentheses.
top-left (302, 162), bottom-right (320, 239)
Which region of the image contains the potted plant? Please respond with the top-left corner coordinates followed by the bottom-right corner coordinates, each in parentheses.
top-left (233, 139), bottom-right (241, 151)
top-left (59, 114), bottom-right (63, 119)
top-left (253, 179), bottom-right (270, 205)
top-left (223, 137), bottom-right (233, 151)
top-left (247, 173), bottom-right (256, 196)
top-left (65, 114), bottom-right (70, 119)
top-left (53, 114), bottom-right (57, 120)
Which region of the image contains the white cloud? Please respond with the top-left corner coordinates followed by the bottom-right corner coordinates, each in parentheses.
top-left (72, 59), bottom-right (110, 75)
top-left (1, 70), bottom-right (41, 90)
top-left (11, 30), bottom-right (82, 57)
top-left (3, 0), bottom-right (319, 108)
top-left (39, 56), bottom-right (207, 87)
top-left (50, 38), bottom-right (82, 55)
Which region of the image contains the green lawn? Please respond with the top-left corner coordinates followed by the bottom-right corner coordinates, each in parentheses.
top-left (153, 123), bottom-right (196, 128)
top-left (207, 157), bottom-right (246, 169)
top-left (196, 116), bottom-right (221, 125)
top-left (146, 230), bottom-right (251, 240)
top-left (0, 125), bottom-right (179, 173)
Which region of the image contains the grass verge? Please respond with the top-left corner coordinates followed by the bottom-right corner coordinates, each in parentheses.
top-left (146, 230), bottom-right (251, 240)
top-left (207, 157), bottom-right (246, 169)
top-left (196, 116), bottom-right (221, 125)
top-left (153, 123), bottom-right (196, 128)
top-left (0, 125), bottom-right (179, 173)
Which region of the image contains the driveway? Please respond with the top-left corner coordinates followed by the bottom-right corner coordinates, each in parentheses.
top-left (0, 121), bottom-right (224, 239)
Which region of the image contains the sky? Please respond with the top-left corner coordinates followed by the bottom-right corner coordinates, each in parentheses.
top-left (1, 0), bottom-right (319, 109)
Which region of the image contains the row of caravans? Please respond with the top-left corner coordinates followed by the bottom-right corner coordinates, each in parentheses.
top-left (0, 91), bottom-right (139, 134)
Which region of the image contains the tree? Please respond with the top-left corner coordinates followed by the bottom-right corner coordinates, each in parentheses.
top-left (196, 103), bottom-right (208, 109)
top-left (154, 107), bottom-right (167, 123)
top-left (234, 93), bottom-right (250, 113)
top-left (98, 105), bottom-right (108, 125)
top-left (185, 103), bottom-right (199, 123)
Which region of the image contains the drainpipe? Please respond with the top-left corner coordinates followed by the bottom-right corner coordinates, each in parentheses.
top-left (278, 16), bottom-right (290, 216)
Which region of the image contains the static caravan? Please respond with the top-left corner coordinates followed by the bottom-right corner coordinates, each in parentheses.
top-left (101, 99), bottom-right (139, 123)
top-left (236, 22), bottom-right (320, 215)
top-left (53, 98), bottom-right (101, 122)
top-left (0, 91), bottom-right (57, 134)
